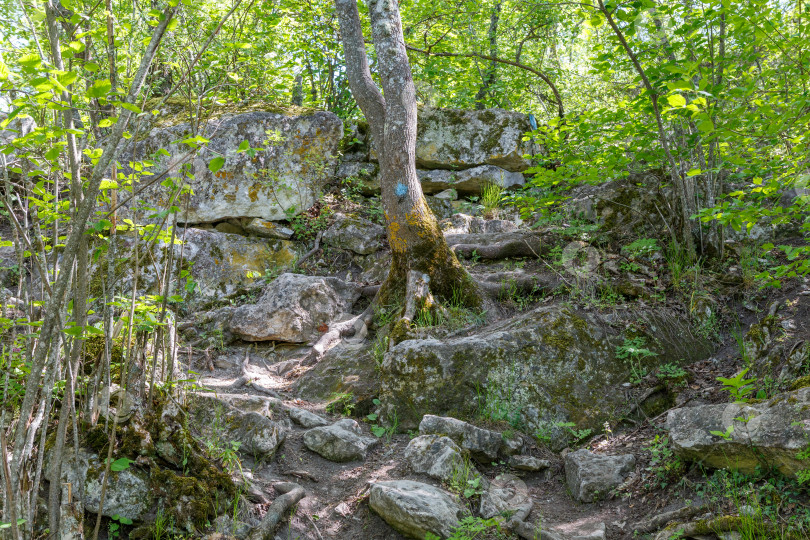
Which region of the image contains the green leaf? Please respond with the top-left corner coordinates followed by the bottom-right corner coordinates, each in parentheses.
top-left (208, 157), bottom-right (225, 173)
top-left (0, 61), bottom-right (9, 81)
top-left (88, 79), bottom-right (112, 98)
top-left (98, 118), bottom-right (116, 128)
top-left (237, 140), bottom-right (250, 153)
top-left (686, 169), bottom-right (702, 177)
top-left (84, 62), bottom-right (99, 73)
top-left (667, 94), bottom-right (686, 107)
top-left (110, 457), bottom-right (134, 472)
top-left (19, 53), bottom-right (41, 69)
top-left (0, 519), bottom-right (26, 529)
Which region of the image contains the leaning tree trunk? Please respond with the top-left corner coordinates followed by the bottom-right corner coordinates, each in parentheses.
top-left (335, 0), bottom-right (480, 310)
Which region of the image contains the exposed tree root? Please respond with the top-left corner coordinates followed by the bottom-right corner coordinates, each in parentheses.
top-left (218, 350), bottom-right (282, 398)
top-left (474, 271), bottom-right (559, 298)
top-left (293, 230), bottom-right (324, 270)
top-left (299, 305), bottom-right (375, 366)
top-left (246, 482), bottom-right (305, 540)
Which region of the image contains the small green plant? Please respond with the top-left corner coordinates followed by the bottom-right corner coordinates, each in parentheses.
top-left (657, 363), bottom-right (688, 383)
top-left (481, 182), bottom-right (504, 218)
top-left (645, 435), bottom-right (684, 489)
top-left (710, 425), bottom-right (735, 441)
top-left (622, 238), bottom-right (659, 258)
top-left (426, 516), bottom-right (507, 540)
top-left (554, 421), bottom-right (592, 445)
top-left (325, 392), bottom-right (355, 416)
top-left (615, 336), bottom-right (657, 384)
top-left (108, 514), bottom-right (133, 539)
top-left (366, 398), bottom-right (398, 441)
top-left (371, 334), bottom-right (389, 369)
top-left (717, 368), bottom-right (758, 403)
top-left (448, 456), bottom-right (485, 499)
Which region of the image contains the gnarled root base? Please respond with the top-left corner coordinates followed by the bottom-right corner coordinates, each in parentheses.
top-left (246, 482), bottom-right (306, 540)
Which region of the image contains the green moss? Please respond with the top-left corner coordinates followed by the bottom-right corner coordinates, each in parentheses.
top-left (791, 375), bottom-right (810, 391)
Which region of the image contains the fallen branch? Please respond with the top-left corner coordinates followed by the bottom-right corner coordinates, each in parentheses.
top-left (246, 482), bottom-right (306, 540)
top-left (293, 231), bottom-right (324, 270)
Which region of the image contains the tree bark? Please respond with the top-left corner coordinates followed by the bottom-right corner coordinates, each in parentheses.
top-left (335, 0), bottom-right (480, 307)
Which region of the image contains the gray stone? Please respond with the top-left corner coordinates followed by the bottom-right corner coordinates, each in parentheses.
top-left (288, 407), bottom-right (329, 428)
top-left (187, 393), bottom-right (286, 459)
top-left (121, 109), bottom-right (342, 223)
top-left (243, 218), bottom-right (294, 239)
top-left (426, 196), bottom-right (455, 220)
top-left (404, 435), bottom-right (465, 482)
top-left (322, 213), bottom-right (385, 255)
top-left (418, 165), bottom-right (526, 194)
top-left (230, 273), bottom-right (360, 343)
top-left (564, 449), bottom-right (635, 503)
top-left (419, 415), bottom-right (502, 461)
top-left (380, 306), bottom-right (713, 448)
top-left (666, 387), bottom-right (810, 476)
top-left (479, 474), bottom-right (532, 520)
top-left (303, 418), bottom-right (376, 462)
top-left (508, 455), bottom-right (551, 472)
top-left (369, 480), bottom-right (466, 539)
top-left (58, 447), bottom-right (150, 521)
top-left (434, 189), bottom-right (458, 201)
top-left (440, 214), bottom-right (519, 235)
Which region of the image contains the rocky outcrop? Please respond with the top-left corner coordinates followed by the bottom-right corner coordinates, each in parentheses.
top-left (230, 273), bottom-right (360, 343)
top-left (565, 449), bottom-right (635, 503)
top-left (418, 165), bottom-right (526, 194)
top-left (302, 418), bottom-right (376, 462)
top-left (369, 480), bottom-right (467, 539)
top-left (322, 213), bottom-right (385, 255)
top-left (380, 306), bottom-right (714, 445)
top-left (414, 107), bottom-right (537, 172)
top-left (122, 110), bottom-right (342, 223)
top-left (666, 387), bottom-right (810, 476)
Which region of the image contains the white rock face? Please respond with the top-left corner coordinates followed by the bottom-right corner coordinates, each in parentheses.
top-left (565, 449), bottom-right (635, 503)
top-left (415, 107), bottom-right (537, 172)
top-left (369, 480), bottom-right (467, 539)
top-left (302, 418), bottom-right (376, 462)
top-left (230, 273), bottom-right (360, 343)
top-left (322, 213), bottom-right (385, 255)
top-left (121, 110), bottom-right (343, 223)
top-left (418, 165), bottom-right (526, 194)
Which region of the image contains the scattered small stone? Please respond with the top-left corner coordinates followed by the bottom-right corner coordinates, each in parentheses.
top-left (508, 455), bottom-right (550, 472)
top-left (781, 319), bottom-right (797, 331)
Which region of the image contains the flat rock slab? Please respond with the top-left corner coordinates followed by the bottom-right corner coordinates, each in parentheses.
top-left (565, 449), bottom-right (635, 503)
top-left (369, 480), bottom-right (467, 539)
top-left (419, 415), bottom-right (503, 461)
top-left (666, 387), bottom-right (810, 475)
top-left (303, 418), bottom-right (376, 462)
top-left (508, 455), bottom-right (551, 472)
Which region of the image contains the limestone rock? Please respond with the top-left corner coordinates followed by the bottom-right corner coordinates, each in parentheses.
top-left (243, 218), bottom-right (294, 239)
top-left (59, 447), bottom-right (151, 521)
top-left (369, 480), bottom-right (466, 539)
top-left (288, 407), bottom-right (329, 428)
top-left (322, 213), bottom-right (385, 255)
top-left (187, 393), bottom-right (286, 459)
top-left (418, 165), bottom-right (526, 194)
top-left (479, 474), bottom-right (532, 520)
top-left (440, 214), bottom-right (518, 235)
top-left (230, 273), bottom-right (360, 343)
top-left (380, 306), bottom-right (712, 447)
top-left (564, 449), bottom-right (635, 503)
top-left (666, 387), bottom-right (810, 475)
top-left (303, 418), bottom-right (376, 462)
top-left (414, 107), bottom-right (537, 172)
top-left (419, 415), bottom-right (502, 461)
top-left (121, 110), bottom-right (342, 223)
top-left (404, 435), bottom-right (465, 482)
top-left (508, 455), bottom-right (551, 472)
top-left (426, 196), bottom-right (455, 220)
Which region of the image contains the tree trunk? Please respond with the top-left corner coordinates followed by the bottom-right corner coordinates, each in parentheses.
top-left (335, 0), bottom-right (480, 308)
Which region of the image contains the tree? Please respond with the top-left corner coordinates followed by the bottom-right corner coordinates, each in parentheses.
top-left (334, 0), bottom-right (481, 314)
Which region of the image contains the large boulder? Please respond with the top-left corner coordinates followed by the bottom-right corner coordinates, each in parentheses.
top-left (186, 393), bottom-right (286, 459)
top-left (564, 449), bottom-right (635, 503)
top-left (415, 107), bottom-right (537, 172)
top-left (380, 305), bottom-right (714, 445)
top-left (230, 273), bottom-right (360, 343)
top-left (302, 418), bottom-right (376, 462)
top-left (666, 387), bottom-right (810, 476)
top-left (369, 480), bottom-right (467, 539)
top-left (121, 109), bottom-right (342, 223)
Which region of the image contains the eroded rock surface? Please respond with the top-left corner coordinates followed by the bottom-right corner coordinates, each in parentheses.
top-left (302, 418), bottom-right (376, 462)
top-left (369, 480), bottom-right (467, 539)
top-left (565, 449), bottom-right (635, 503)
top-left (404, 435), bottom-right (465, 483)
